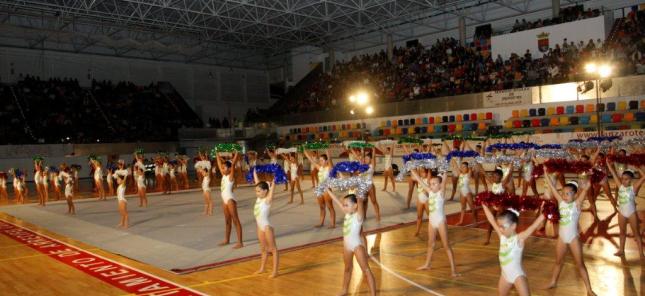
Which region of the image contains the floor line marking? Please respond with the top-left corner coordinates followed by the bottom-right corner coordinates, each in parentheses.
top-left (0, 219), bottom-right (207, 296)
top-left (369, 255), bottom-right (445, 296)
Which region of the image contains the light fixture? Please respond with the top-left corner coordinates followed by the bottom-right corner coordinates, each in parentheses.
top-left (365, 106), bottom-right (374, 114)
top-left (348, 95), bottom-right (356, 103)
top-left (598, 64), bottom-right (612, 78)
top-left (585, 63), bottom-right (597, 74)
top-left (350, 109), bottom-right (355, 115)
top-left (356, 92), bottom-right (368, 105)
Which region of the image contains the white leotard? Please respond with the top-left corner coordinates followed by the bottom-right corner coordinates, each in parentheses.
top-left (617, 185), bottom-right (636, 218)
top-left (137, 175), bottom-right (146, 189)
top-left (384, 155), bottom-right (392, 170)
top-left (318, 166), bottom-right (330, 184)
top-left (521, 162), bottom-right (534, 181)
top-left (499, 234), bottom-right (525, 284)
top-left (254, 198), bottom-right (271, 229)
top-left (169, 168), bottom-right (176, 179)
top-left (427, 190), bottom-right (446, 227)
top-left (220, 175), bottom-right (235, 204)
top-left (42, 173), bottom-right (48, 187)
top-left (290, 162), bottom-right (299, 181)
top-left (13, 178), bottom-right (23, 192)
top-left (501, 166), bottom-right (511, 181)
top-left (106, 172), bottom-right (113, 185)
top-left (52, 173), bottom-right (60, 188)
top-left (202, 176), bottom-right (211, 192)
top-left (94, 167), bottom-right (102, 182)
top-left (458, 173), bottom-right (471, 196)
top-left (343, 212), bottom-right (363, 251)
top-left (362, 164), bottom-right (375, 180)
top-left (60, 172), bottom-right (73, 198)
top-left (417, 179), bottom-right (428, 203)
top-left (558, 201), bottom-right (580, 243)
top-left (34, 172), bottom-right (42, 185)
top-left (195, 160), bottom-right (211, 172)
top-left (0, 178), bottom-right (6, 189)
top-left (491, 182), bottom-right (505, 194)
top-left (116, 184), bottom-right (126, 202)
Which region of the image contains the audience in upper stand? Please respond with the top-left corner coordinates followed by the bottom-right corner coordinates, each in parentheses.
top-left (510, 5), bottom-right (600, 33)
top-left (272, 10), bottom-right (643, 114)
top-left (0, 76), bottom-right (201, 145)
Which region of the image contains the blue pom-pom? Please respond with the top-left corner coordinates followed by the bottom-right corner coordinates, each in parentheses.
top-left (486, 142), bottom-right (539, 152)
top-left (587, 136), bottom-right (621, 142)
top-left (446, 150), bottom-right (480, 161)
top-left (246, 164), bottom-right (288, 184)
top-left (402, 153), bottom-right (436, 163)
top-left (537, 144), bottom-right (562, 149)
top-left (329, 161), bottom-right (370, 178)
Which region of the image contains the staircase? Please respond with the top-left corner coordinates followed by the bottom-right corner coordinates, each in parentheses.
top-left (270, 63), bottom-right (323, 113)
top-left (9, 86), bottom-right (37, 141)
top-left (87, 90), bottom-right (116, 132)
top-left (606, 17), bottom-right (624, 44)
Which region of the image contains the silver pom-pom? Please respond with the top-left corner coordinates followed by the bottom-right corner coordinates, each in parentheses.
top-left (623, 138), bottom-right (645, 147)
top-left (534, 149), bottom-right (573, 159)
top-left (314, 176), bottom-right (372, 199)
top-left (396, 159), bottom-right (450, 181)
top-left (475, 155), bottom-right (525, 168)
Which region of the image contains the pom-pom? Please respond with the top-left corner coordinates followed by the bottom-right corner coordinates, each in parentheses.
top-left (446, 150), bottom-right (480, 161)
top-left (475, 155), bottom-right (525, 168)
top-left (302, 141), bottom-right (329, 150)
top-left (329, 161), bottom-right (370, 178)
top-left (532, 164), bottom-right (544, 178)
top-left (33, 155), bottom-right (44, 162)
top-left (534, 149), bottom-right (572, 159)
top-left (48, 166), bottom-right (59, 173)
top-left (608, 153), bottom-right (645, 167)
top-left (378, 139), bottom-right (396, 145)
top-left (543, 159), bottom-right (592, 174)
top-left (587, 136), bottom-right (621, 142)
top-left (542, 200), bottom-right (560, 221)
top-left (212, 143), bottom-right (242, 154)
top-left (396, 158), bottom-right (450, 181)
top-left (537, 144), bottom-right (562, 150)
top-left (398, 136), bottom-right (424, 144)
top-left (87, 154), bottom-right (101, 161)
top-left (402, 152), bottom-right (436, 163)
top-left (0, 172), bottom-right (6, 179)
top-left (71, 164), bottom-right (82, 170)
top-left (246, 164), bottom-right (288, 184)
top-left (443, 135), bottom-right (487, 141)
top-left (314, 176), bottom-right (372, 198)
top-left (276, 148), bottom-right (297, 154)
top-left (134, 148), bottom-right (145, 155)
top-left (486, 142), bottom-right (539, 152)
top-left (348, 142), bottom-right (374, 149)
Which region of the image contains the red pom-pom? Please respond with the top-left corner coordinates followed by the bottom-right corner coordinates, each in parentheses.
top-left (532, 164), bottom-right (544, 178)
top-left (542, 200), bottom-right (560, 221)
top-left (544, 159), bottom-right (592, 174)
top-left (608, 153), bottom-right (645, 167)
top-left (519, 195), bottom-right (542, 212)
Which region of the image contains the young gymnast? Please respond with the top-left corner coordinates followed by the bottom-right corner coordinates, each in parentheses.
top-left (34, 160), bottom-right (46, 206)
top-left (309, 150), bottom-right (319, 188)
top-left (453, 159), bottom-right (476, 226)
top-left (482, 204), bottom-right (545, 296)
top-left (380, 143), bottom-right (396, 192)
top-left (0, 172), bottom-right (7, 201)
top-left (445, 140), bottom-right (465, 201)
top-left (304, 150), bottom-right (336, 228)
top-left (177, 155), bottom-right (189, 190)
top-left (325, 189), bottom-right (376, 296)
top-left (519, 151), bottom-right (538, 196)
top-left (403, 144), bottom-right (420, 209)
top-left (542, 168), bottom-right (596, 295)
top-left (11, 170), bottom-right (25, 204)
top-left (606, 157), bottom-right (645, 260)
top-left (41, 169), bottom-right (49, 205)
top-left (484, 168), bottom-right (513, 245)
top-left (59, 168), bottom-right (75, 214)
top-left (115, 174), bottom-right (128, 229)
top-left (201, 167), bottom-right (213, 216)
top-left (92, 159), bottom-right (106, 201)
top-left (252, 170), bottom-right (279, 278)
top-left (352, 147), bottom-right (381, 221)
top-left (168, 161), bottom-right (179, 192)
top-left (106, 166), bottom-right (115, 196)
top-left (413, 168), bottom-right (429, 237)
top-left (467, 142), bottom-right (488, 193)
top-left (136, 167), bottom-right (147, 207)
top-left (215, 152), bottom-right (244, 248)
top-left (410, 169), bottom-right (460, 276)
top-left (286, 153), bottom-right (304, 204)
top-left (50, 168), bottom-right (62, 201)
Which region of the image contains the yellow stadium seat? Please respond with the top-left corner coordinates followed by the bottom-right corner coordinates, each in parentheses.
top-left (550, 117), bottom-right (559, 126)
top-left (455, 124), bottom-right (463, 132)
top-left (456, 114), bottom-right (463, 122)
top-left (617, 101), bottom-right (627, 111)
top-left (408, 127), bottom-right (415, 134)
top-left (478, 113), bottom-right (485, 121)
top-left (559, 117), bottom-right (569, 125)
top-left (520, 109), bottom-right (529, 117)
top-left (511, 110), bottom-right (519, 118)
top-left (590, 114), bottom-right (598, 123)
top-left (547, 107), bottom-right (555, 116)
top-left (478, 122), bottom-right (487, 130)
top-left (585, 104), bottom-right (595, 113)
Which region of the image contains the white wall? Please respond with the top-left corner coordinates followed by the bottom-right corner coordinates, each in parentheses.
top-left (491, 16), bottom-right (608, 59)
top-left (0, 47), bottom-right (271, 122)
top-left (289, 45), bottom-right (323, 85)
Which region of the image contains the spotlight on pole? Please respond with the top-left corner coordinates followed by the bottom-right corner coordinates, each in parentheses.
top-left (350, 109), bottom-right (355, 115)
top-left (598, 64), bottom-right (612, 78)
top-left (585, 63), bottom-right (597, 74)
top-left (365, 106), bottom-right (374, 115)
top-left (356, 92), bottom-right (369, 105)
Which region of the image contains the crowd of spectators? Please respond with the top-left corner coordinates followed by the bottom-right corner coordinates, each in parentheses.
top-left (0, 76), bottom-right (201, 145)
top-left (274, 9), bottom-right (644, 114)
top-left (510, 5), bottom-right (600, 33)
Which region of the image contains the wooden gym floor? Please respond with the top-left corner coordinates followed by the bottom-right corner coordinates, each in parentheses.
top-left (0, 176), bottom-right (643, 296)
